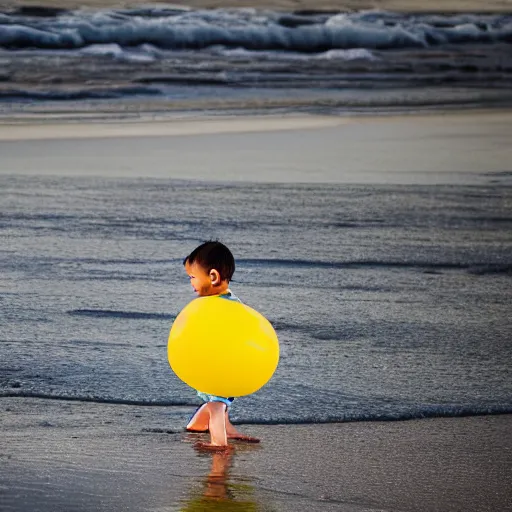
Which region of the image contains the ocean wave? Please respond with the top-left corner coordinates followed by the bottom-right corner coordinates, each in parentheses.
top-left (0, 9), bottom-right (511, 52)
top-left (240, 259), bottom-right (512, 278)
top-left (239, 404), bottom-right (512, 424)
top-left (67, 309), bottom-right (175, 320)
top-left (211, 46), bottom-right (379, 61)
top-left (80, 43), bottom-right (158, 63)
top-left (0, 391), bottom-right (194, 406)
top-left (1, 9), bottom-right (511, 109)
top-left (0, 85), bottom-right (161, 101)
top-left (239, 258), bottom-right (470, 271)
top-left (2, 392), bottom-right (510, 423)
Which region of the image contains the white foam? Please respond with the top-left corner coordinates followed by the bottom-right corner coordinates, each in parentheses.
top-left (80, 43), bottom-right (156, 62)
top-left (318, 48), bottom-right (378, 61)
top-left (0, 9), bottom-right (510, 51)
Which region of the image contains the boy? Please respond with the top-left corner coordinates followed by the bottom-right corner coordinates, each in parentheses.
top-left (183, 241), bottom-right (259, 450)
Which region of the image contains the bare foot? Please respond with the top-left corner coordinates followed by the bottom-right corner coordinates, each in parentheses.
top-left (227, 433), bottom-right (260, 443)
top-left (195, 441), bottom-right (234, 451)
top-left (186, 427), bottom-right (209, 433)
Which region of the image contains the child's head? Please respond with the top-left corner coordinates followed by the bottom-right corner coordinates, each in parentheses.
top-left (183, 241), bottom-right (235, 297)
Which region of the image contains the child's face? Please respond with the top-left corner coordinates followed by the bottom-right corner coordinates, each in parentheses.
top-left (184, 261), bottom-right (217, 296)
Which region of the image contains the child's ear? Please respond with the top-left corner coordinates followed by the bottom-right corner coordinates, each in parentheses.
top-left (209, 269), bottom-right (221, 285)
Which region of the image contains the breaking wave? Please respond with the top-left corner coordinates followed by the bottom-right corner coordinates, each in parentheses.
top-left (1, 8), bottom-right (511, 110)
top-left (0, 9), bottom-right (511, 51)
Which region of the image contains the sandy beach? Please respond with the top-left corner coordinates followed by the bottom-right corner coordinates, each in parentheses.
top-left (2, 102), bottom-right (512, 512)
top-left (1, 397), bottom-right (510, 512)
top-left (1, 110), bottom-right (511, 185)
top-left (1, 109), bottom-right (511, 512)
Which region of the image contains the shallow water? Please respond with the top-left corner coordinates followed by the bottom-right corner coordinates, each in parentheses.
top-left (1, 175), bottom-right (511, 426)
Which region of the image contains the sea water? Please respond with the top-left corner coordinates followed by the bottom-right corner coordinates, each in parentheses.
top-left (1, 174), bottom-right (511, 426)
top-left (1, 7), bottom-right (512, 112)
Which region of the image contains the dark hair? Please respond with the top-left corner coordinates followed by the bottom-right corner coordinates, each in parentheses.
top-left (183, 241), bottom-right (235, 282)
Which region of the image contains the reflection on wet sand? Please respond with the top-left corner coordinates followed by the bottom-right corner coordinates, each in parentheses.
top-left (181, 443), bottom-right (262, 512)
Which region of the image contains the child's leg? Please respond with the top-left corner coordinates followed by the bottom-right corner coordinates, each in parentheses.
top-left (186, 403), bottom-right (210, 432)
top-left (207, 401), bottom-right (228, 446)
top-left (225, 410), bottom-right (260, 443)
top-left (187, 399), bottom-right (258, 446)
top-left (193, 402), bottom-right (231, 449)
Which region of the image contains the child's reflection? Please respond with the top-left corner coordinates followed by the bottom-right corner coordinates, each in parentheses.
top-left (181, 445), bottom-right (259, 512)
top-left (203, 449), bottom-right (235, 501)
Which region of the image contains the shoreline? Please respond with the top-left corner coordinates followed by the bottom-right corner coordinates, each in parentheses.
top-left (1, 108), bottom-right (511, 185)
top-left (0, 114), bottom-right (346, 141)
top-left (2, 397), bottom-right (511, 512)
top-left (1, 107), bottom-right (512, 141)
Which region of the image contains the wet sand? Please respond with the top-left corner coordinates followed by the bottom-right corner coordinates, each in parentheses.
top-left (1, 110), bottom-right (511, 185)
top-left (1, 107), bottom-right (511, 510)
top-left (1, 397), bottom-right (510, 512)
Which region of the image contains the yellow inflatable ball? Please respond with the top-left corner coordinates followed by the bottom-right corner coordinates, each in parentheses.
top-left (168, 296), bottom-right (279, 397)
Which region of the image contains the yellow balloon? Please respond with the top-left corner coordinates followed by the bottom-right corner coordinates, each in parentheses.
top-left (168, 296), bottom-right (279, 397)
